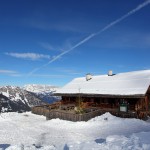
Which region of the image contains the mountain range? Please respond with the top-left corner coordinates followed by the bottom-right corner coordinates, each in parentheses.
top-left (0, 85), bottom-right (60, 113)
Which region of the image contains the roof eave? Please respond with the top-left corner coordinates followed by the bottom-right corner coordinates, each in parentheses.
top-left (54, 93), bottom-right (145, 98)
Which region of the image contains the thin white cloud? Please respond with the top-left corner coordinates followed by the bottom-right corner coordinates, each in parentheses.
top-left (27, 19), bottom-right (88, 33)
top-left (96, 0), bottom-right (150, 35)
top-left (40, 42), bottom-right (56, 51)
top-left (10, 73), bottom-right (23, 77)
top-left (40, 41), bottom-right (72, 52)
top-left (143, 34), bottom-right (150, 47)
top-left (31, 74), bottom-right (68, 78)
top-left (91, 32), bottom-right (150, 49)
top-left (0, 70), bottom-right (17, 74)
top-left (29, 0), bottom-right (150, 75)
top-left (27, 67), bottom-right (41, 76)
top-left (5, 52), bottom-right (51, 61)
top-left (55, 68), bottom-right (82, 75)
top-left (0, 69), bottom-right (22, 77)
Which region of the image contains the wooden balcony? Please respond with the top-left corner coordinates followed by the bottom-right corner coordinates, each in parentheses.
top-left (31, 104), bottom-right (139, 121)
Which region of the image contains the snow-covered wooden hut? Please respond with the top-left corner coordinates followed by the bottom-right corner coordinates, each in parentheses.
top-left (55, 70), bottom-right (150, 118)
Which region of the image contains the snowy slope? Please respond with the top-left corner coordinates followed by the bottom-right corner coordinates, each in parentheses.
top-left (0, 112), bottom-right (150, 150)
top-left (24, 84), bottom-right (61, 103)
top-left (0, 86), bottom-right (46, 112)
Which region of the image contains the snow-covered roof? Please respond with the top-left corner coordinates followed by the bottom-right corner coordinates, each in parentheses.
top-left (55, 70), bottom-right (150, 96)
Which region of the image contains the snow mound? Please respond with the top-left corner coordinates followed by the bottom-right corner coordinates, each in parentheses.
top-left (89, 112), bottom-right (119, 122)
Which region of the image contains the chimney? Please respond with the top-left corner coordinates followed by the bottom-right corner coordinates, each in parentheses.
top-left (108, 70), bottom-right (113, 76)
top-left (86, 73), bottom-right (92, 81)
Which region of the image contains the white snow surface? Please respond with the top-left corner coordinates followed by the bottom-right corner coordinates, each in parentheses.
top-left (55, 70), bottom-right (150, 95)
top-left (0, 112), bottom-right (150, 150)
top-left (2, 91), bottom-right (9, 98)
top-left (24, 84), bottom-right (59, 94)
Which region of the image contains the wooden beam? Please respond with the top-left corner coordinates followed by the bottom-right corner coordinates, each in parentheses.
top-left (145, 95), bottom-right (149, 112)
top-left (54, 93), bottom-right (145, 99)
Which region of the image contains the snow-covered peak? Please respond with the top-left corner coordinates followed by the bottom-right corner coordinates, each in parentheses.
top-left (24, 84), bottom-right (59, 93)
top-left (0, 85), bottom-right (46, 112)
top-left (24, 84), bottom-right (61, 104)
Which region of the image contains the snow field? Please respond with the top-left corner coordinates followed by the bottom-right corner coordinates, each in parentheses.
top-left (0, 112), bottom-right (150, 150)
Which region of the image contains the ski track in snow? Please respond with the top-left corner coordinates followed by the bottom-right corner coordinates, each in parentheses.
top-left (0, 112), bottom-right (150, 150)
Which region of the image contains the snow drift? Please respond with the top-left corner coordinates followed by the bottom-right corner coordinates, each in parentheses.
top-left (0, 112), bottom-right (150, 150)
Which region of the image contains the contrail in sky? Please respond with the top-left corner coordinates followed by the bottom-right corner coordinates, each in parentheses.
top-left (28, 0), bottom-right (150, 76)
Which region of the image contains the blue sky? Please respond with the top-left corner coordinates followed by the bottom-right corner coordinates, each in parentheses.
top-left (0, 0), bottom-right (150, 87)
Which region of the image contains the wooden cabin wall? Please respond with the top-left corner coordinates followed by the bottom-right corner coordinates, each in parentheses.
top-left (61, 96), bottom-right (119, 109)
top-left (146, 86), bottom-right (150, 94)
top-left (148, 95), bottom-right (150, 110)
top-left (135, 96), bottom-right (149, 112)
top-left (61, 96), bottom-right (149, 112)
top-left (146, 86), bottom-right (150, 110)
top-left (127, 99), bottom-right (138, 111)
top-left (61, 96), bottom-right (77, 104)
top-left (145, 95), bottom-right (149, 111)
